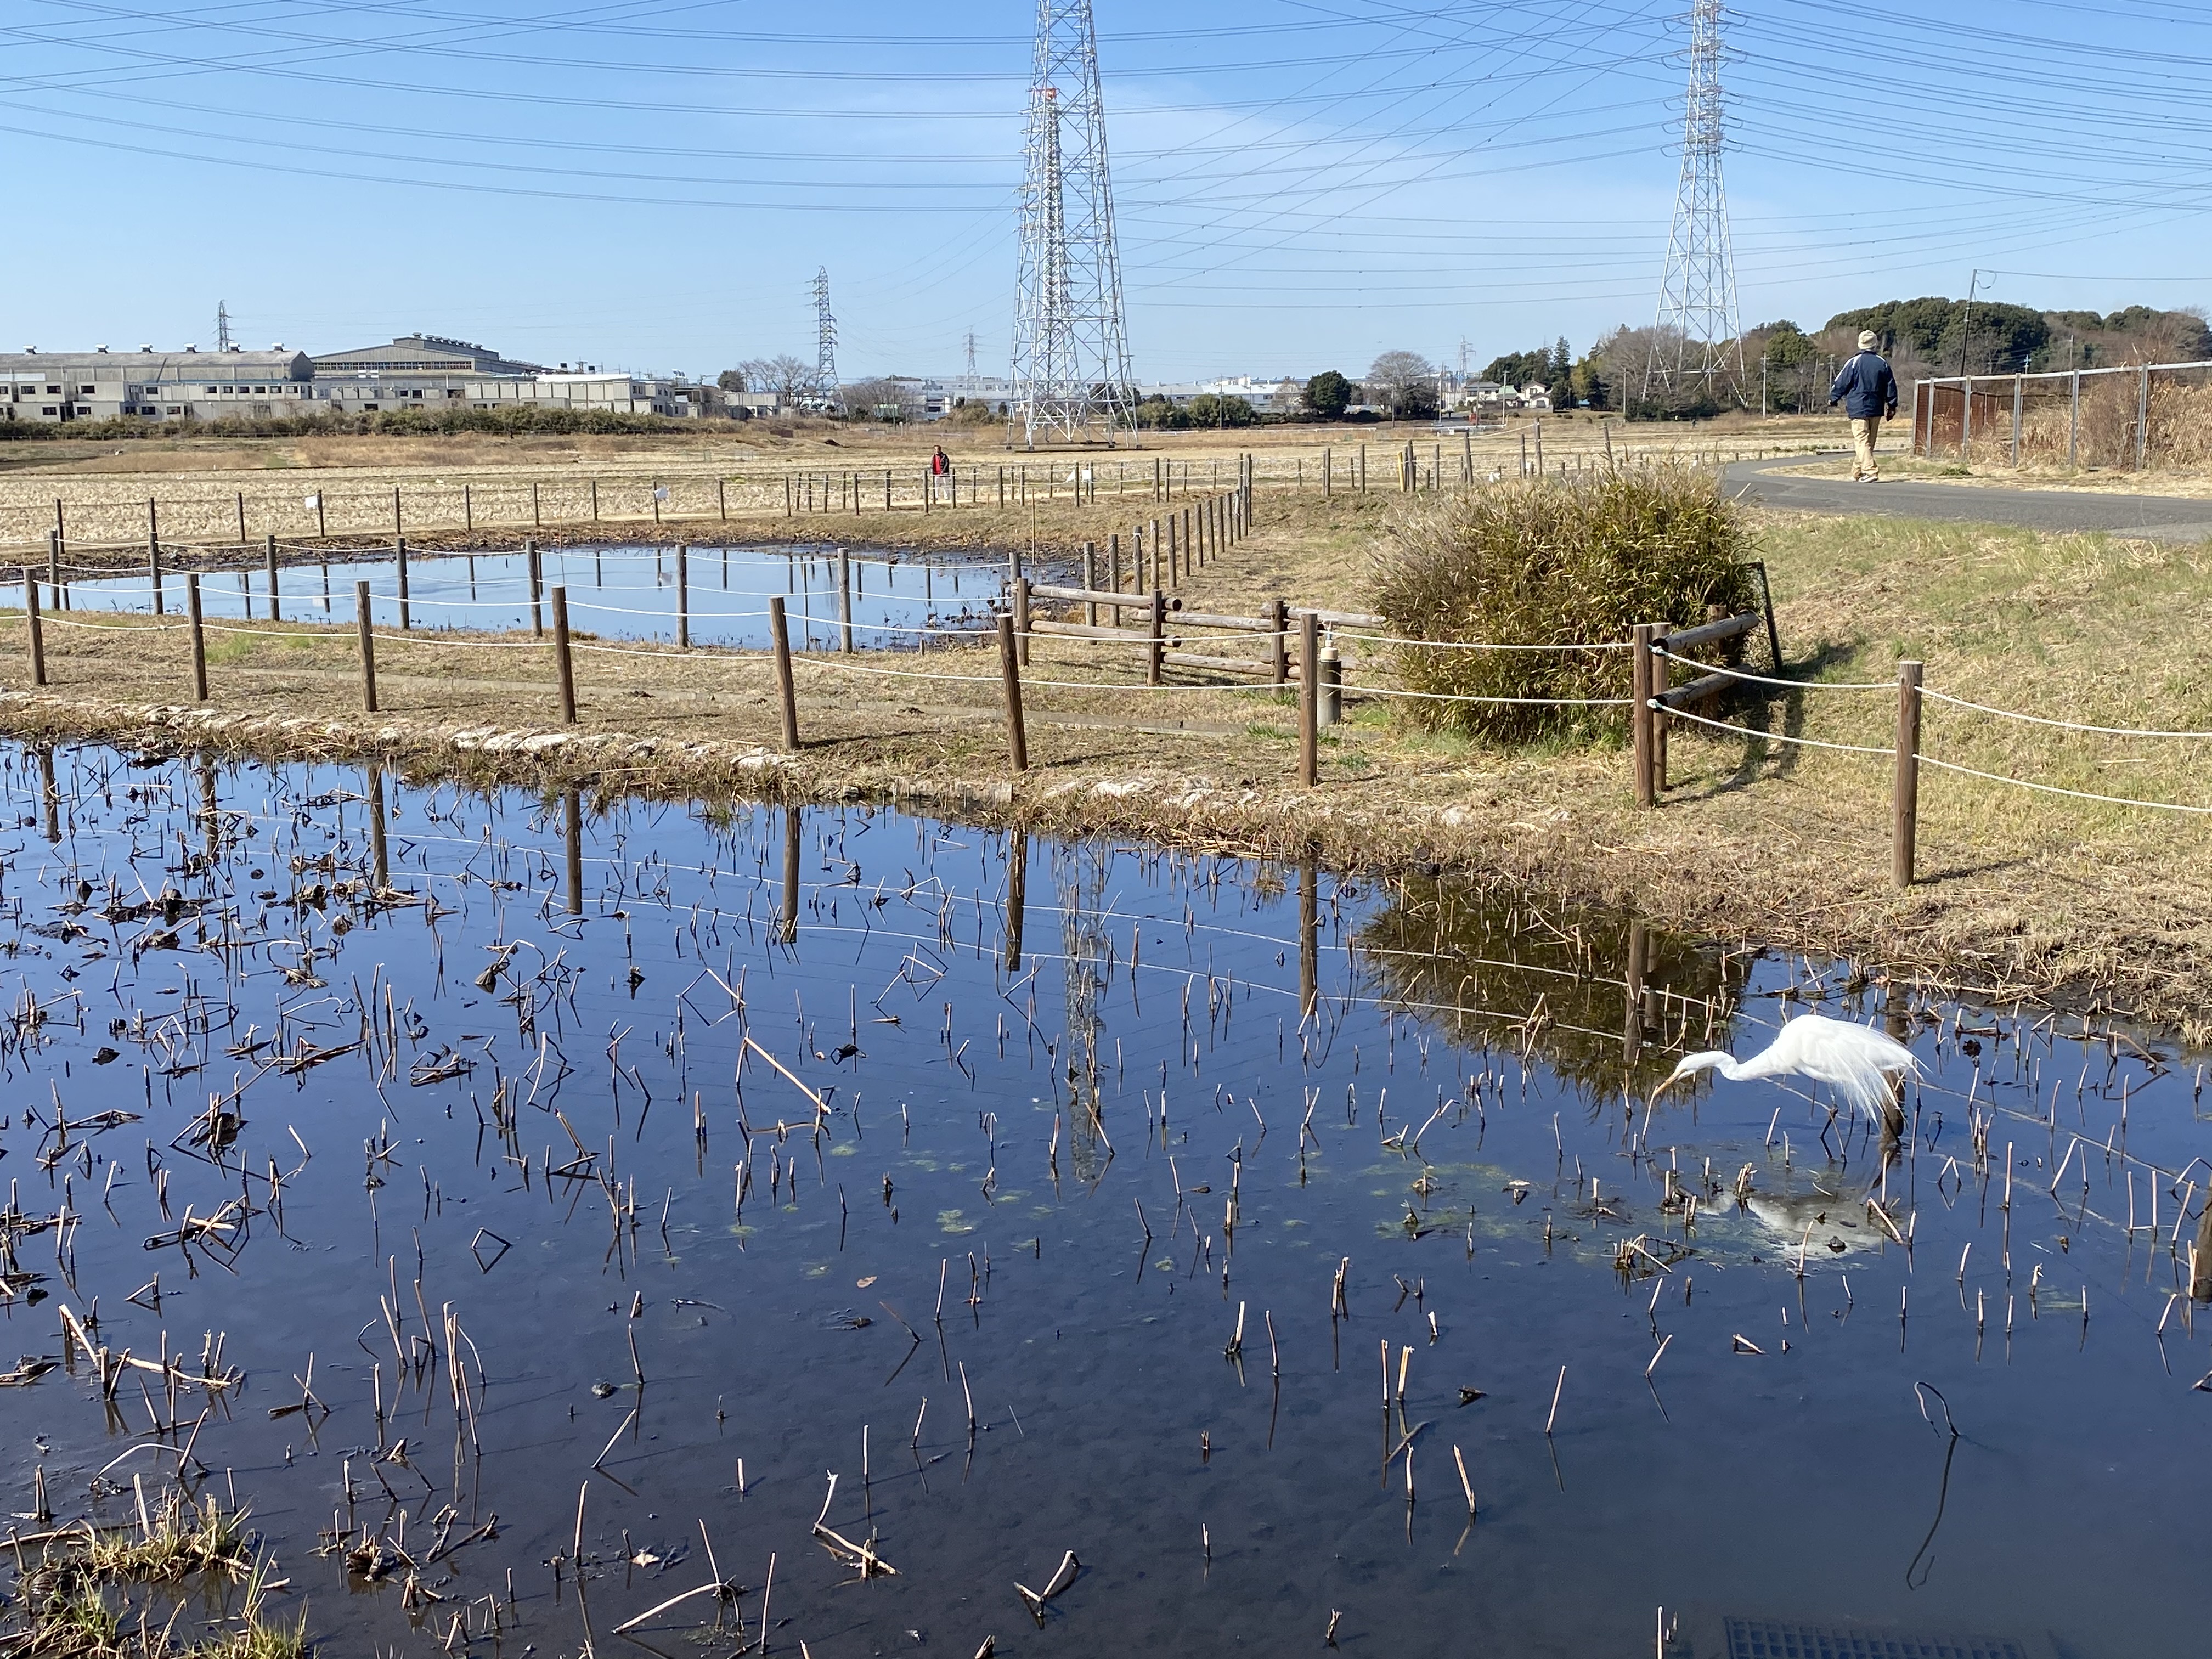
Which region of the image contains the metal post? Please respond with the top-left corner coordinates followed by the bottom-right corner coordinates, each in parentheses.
top-left (676, 545), bottom-right (690, 650)
top-left (354, 580), bottom-right (377, 712)
top-left (1631, 623), bottom-right (1654, 808)
top-left (1893, 661), bottom-right (1922, 888)
top-left (770, 596), bottom-right (799, 751)
top-left (1960, 376), bottom-right (1973, 462)
top-left (2137, 365), bottom-right (2152, 470)
top-left (997, 613), bottom-right (1028, 775)
top-left (1298, 610), bottom-right (1319, 787)
top-left (550, 585), bottom-right (576, 724)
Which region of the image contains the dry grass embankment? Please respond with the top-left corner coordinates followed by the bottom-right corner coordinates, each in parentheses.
top-left (2, 473), bottom-right (2210, 1030)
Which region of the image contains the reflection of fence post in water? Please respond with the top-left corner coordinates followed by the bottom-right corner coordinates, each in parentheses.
top-left (1003, 831), bottom-right (1026, 971)
top-left (778, 808), bottom-right (801, 944)
top-left (198, 756), bottom-right (218, 866)
top-left (1059, 844), bottom-right (1111, 1177)
top-left (1622, 918), bottom-right (1647, 1065)
top-left (37, 748), bottom-right (58, 844)
top-left (366, 764), bottom-right (390, 894)
top-left (563, 788), bottom-right (584, 916)
top-left (1299, 853), bottom-right (1319, 1021)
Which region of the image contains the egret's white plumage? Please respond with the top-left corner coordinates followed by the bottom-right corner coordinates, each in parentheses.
top-left (1652, 1013), bottom-right (1921, 1119)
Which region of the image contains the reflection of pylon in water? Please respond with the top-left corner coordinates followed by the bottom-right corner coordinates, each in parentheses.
top-left (1058, 842), bottom-right (1112, 1181)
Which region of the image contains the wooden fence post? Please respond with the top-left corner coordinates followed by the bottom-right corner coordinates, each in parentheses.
top-left (1631, 623), bottom-right (1655, 807)
top-left (527, 538), bottom-right (544, 638)
top-left (148, 529), bottom-right (163, 617)
top-left (186, 574), bottom-right (207, 702)
top-left (367, 764), bottom-right (390, 893)
top-left (838, 548), bottom-right (854, 653)
top-left (564, 789), bottom-right (584, 915)
top-left (1652, 629), bottom-right (1670, 789)
top-left (718, 477), bottom-right (728, 520)
top-left (392, 485), bottom-right (403, 534)
top-left (265, 534), bottom-right (280, 622)
top-left (1299, 610), bottom-right (1319, 787)
top-left (1147, 589), bottom-right (1165, 686)
top-left (463, 483), bottom-right (473, 531)
top-left (770, 595), bottom-right (799, 751)
top-left (532, 480), bottom-right (541, 528)
top-left (46, 531), bottom-right (60, 612)
top-left (1109, 534), bottom-right (1123, 625)
top-left (1081, 543), bottom-right (1097, 627)
top-left (551, 585), bottom-right (577, 724)
top-left (354, 580), bottom-right (377, 713)
top-left (236, 490), bottom-right (247, 545)
top-left (395, 536), bottom-right (410, 630)
top-left (23, 571), bottom-right (44, 687)
top-left (1271, 597), bottom-right (1289, 686)
top-left (1893, 660), bottom-right (1922, 887)
top-left (676, 545), bottom-right (690, 649)
top-left (997, 613), bottom-right (1028, 775)
top-left (1014, 574), bottom-right (1031, 667)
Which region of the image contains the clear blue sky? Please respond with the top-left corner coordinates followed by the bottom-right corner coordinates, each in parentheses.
top-left (5, 0), bottom-right (2207, 380)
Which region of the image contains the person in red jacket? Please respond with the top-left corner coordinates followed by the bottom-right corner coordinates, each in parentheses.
top-left (930, 445), bottom-right (951, 499)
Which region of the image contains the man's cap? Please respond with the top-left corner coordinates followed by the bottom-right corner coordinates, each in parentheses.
top-left (1857, 330), bottom-right (1879, 351)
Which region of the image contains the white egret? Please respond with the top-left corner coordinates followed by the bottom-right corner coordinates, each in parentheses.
top-left (1652, 1013), bottom-right (1920, 1119)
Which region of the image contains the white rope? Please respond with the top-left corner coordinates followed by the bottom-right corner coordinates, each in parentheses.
top-left (1341, 630), bottom-right (1633, 654)
top-left (1922, 687), bottom-right (2212, 740)
top-left (1660, 703), bottom-right (1898, 757)
top-left (1650, 650), bottom-right (1894, 692)
top-left (1915, 753), bottom-right (2212, 815)
top-left (795, 654), bottom-right (1278, 695)
top-left (1344, 682), bottom-right (1632, 707)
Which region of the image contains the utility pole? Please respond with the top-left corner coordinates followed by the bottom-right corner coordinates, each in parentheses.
top-left (1643, 0), bottom-right (1743, 405)
top-left (1010, 0), bottom-right (1136, 449)
top-left (1957, 268), bottom-right (1982, 377)
top-left (1760, 354), bottom-right (1768, 417)
top-left (214, 301), bottom-right (233, 353)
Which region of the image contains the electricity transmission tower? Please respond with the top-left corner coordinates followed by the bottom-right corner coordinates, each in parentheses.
top-left (811, 268), bottom-right (838, 402)
top-left (1644, 0), bottom-right (1742, 403)
top-left (1010, 0), bottom-right (1136, 448)
top-left (964, 330), bottom-right (979, 378)
top-left (213, 301), bottom-right (233, 352)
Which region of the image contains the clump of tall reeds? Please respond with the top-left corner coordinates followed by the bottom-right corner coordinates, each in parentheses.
top-left (1369, 462), bottom-right (1756, 741)
top-left (3, 1489), bottom-right (304, 1659)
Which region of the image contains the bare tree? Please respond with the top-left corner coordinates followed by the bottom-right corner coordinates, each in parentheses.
top-left (740, 356), bottom-right (815, 403)
top-left (841, 377), bottom-right (924, 421)
top-left (1362, 349), bottom-right (1433, 413)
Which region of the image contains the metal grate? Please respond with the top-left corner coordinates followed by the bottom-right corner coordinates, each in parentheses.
top-left (1723, 1616), bottom-right (2029, 1659)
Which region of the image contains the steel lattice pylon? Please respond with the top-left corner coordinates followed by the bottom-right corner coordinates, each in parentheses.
top-left (1011, 0), bottom-right (1136, 448)
top-left (1645, 0), bottom-right (1743, 402)
top-left (812, 267), bottom-right (838, 402)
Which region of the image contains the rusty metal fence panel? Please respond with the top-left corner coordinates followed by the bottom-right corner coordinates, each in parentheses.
top-left (1912, 359), bottom-right (2212, 471)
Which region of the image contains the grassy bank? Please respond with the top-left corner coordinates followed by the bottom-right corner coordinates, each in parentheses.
top-left (0, 481), bottom-right (2203, 1032)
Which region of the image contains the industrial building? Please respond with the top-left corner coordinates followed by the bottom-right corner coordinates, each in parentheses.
top-left (0, 334), bottom-right (735, 423)
top-left (0, 346), bottom-right (314, 422)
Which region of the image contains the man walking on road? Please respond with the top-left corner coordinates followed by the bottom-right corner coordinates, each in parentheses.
top-left (1829, 330), bottom-right (1899, 482)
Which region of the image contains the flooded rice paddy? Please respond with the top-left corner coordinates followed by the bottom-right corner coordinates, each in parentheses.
top-left (0, 742), bottom-right (2202, 1658)
top-left (25, 543), bottom-right (1026, 651)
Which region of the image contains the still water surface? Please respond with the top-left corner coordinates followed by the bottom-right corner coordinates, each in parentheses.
top-left (0, 743), bottom-right (2198, 1658)
top-left (27, 543), bottom-right (1024, 651)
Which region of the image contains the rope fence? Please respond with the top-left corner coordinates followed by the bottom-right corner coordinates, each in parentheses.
top-left (3, 511), bottom-right (2204, 892)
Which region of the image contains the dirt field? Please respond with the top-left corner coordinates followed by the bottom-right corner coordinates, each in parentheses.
top-left (0, 415), bottom-right (1849, 549)
top-left (1, 459), bottom-right (2208, 1035)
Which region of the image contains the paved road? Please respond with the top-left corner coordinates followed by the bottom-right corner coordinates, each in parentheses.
top-left (1723, 455), bottom-right (2212, 543)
